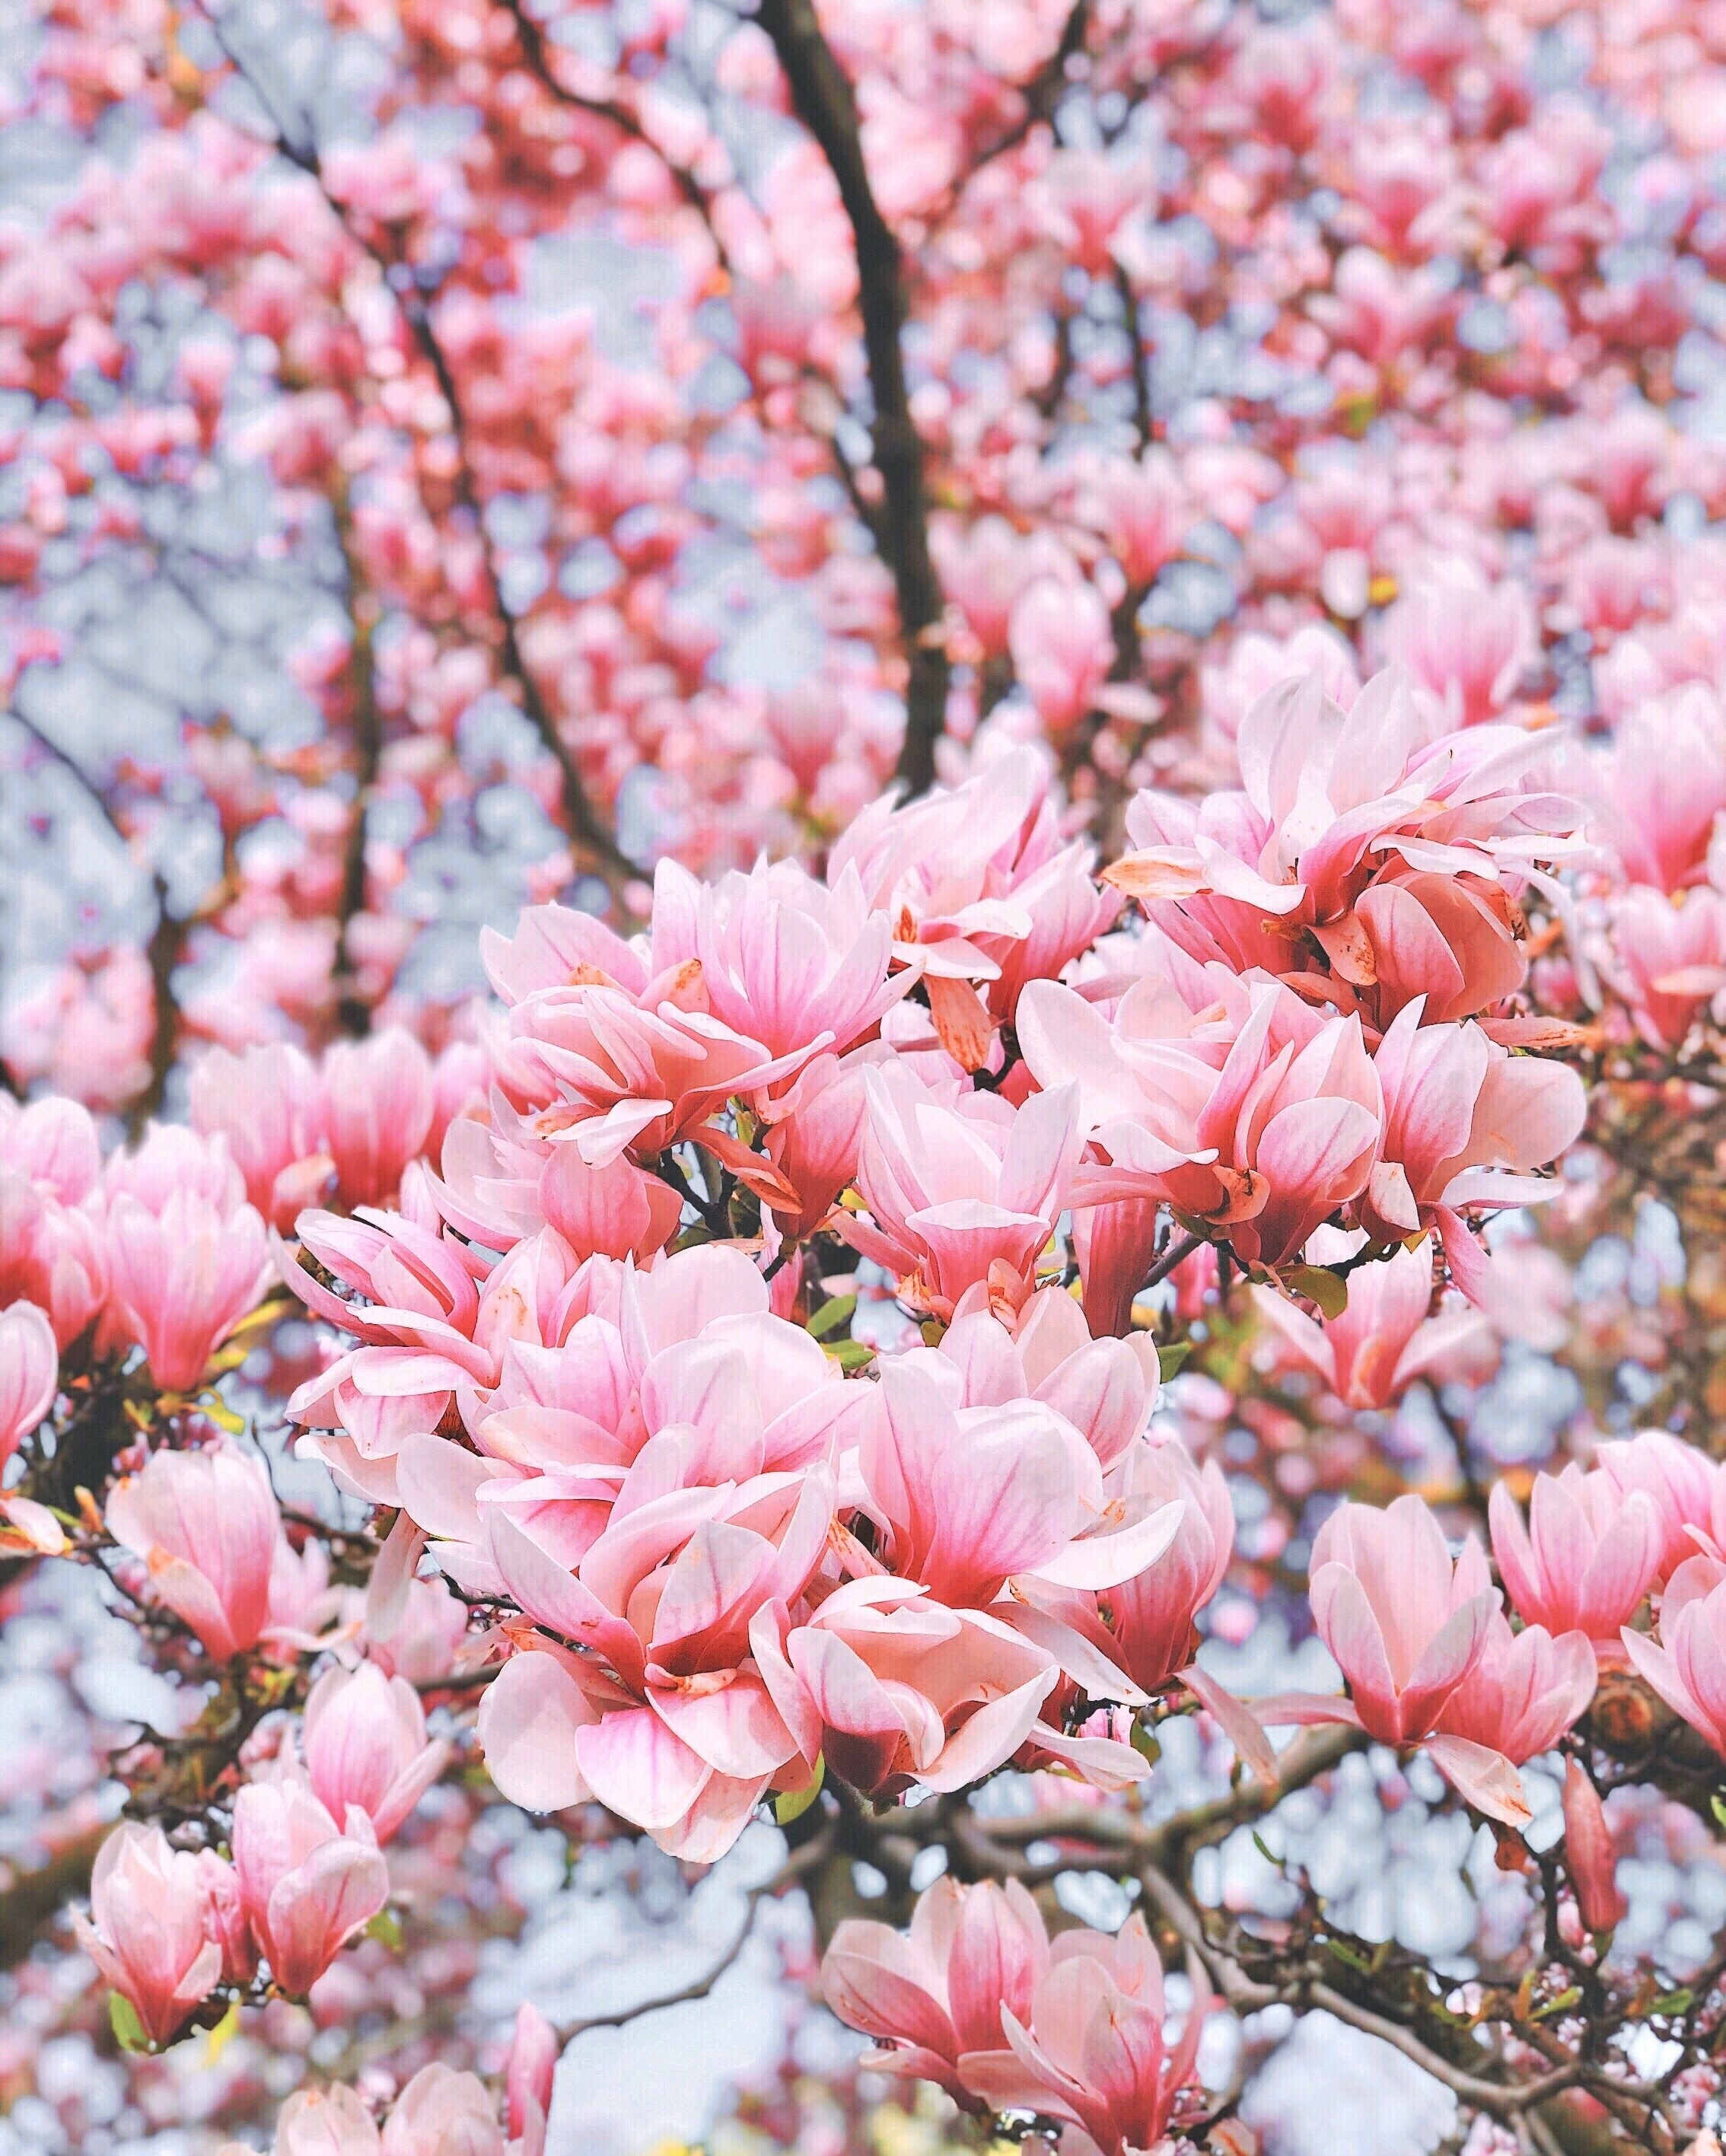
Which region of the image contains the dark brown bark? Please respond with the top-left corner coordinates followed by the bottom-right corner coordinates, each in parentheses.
top-left (754, 0), bottom-right (950, 795)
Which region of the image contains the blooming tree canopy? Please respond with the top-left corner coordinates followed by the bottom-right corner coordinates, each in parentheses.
top-left (5, 1), bottom-right (1726, 2153)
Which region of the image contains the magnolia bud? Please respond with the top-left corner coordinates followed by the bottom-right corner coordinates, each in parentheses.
top-left (1562, 1757), bottom-right (1627, 1935)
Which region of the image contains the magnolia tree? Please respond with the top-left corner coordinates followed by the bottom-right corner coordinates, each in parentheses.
top-left (8, 0), bottom-right (1726, 2152)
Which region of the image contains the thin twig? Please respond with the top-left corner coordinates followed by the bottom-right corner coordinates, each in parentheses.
top-left (196, 4), bottom-right (640, 889)
top-left (553, 1831), bottom-right (830, 2041)
top-left (1142, 1228), bottom-right (1205, 1291)
top-left (494, 0), bottom-right (734, 276)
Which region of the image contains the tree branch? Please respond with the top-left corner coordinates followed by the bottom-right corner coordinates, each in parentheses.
top-left (492, 0), bottom-right (734, 278)
top-left (196, 4), bottom-right (641, 890)
top-left (332, 494), bottom-right (383, 1037)
top-left (553, 1831), bottom-right (831, 2041)
top-left (753, 0), bottom-right (949, 795)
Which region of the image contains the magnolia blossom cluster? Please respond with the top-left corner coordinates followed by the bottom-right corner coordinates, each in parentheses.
top-left (826, 1880), bottom-right (1209, 2156)
top-left (77, 1444), bottom-right (454, 2044)
top-left (11, 0), bottom-right (1726, 2138)
top-left (212, 2006), bottom-right (555, 2156)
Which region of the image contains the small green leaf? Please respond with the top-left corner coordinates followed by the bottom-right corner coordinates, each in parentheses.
top-left (774, 1754), bottom-right (825, 1826)
top-left (365, 1907), bottom-right (403, 1950)
top-left (1156, 1339), bottom-right (1193, 1381)
top-left (1712, 1792), bottom-right (1726, 1835)
top-left (1652, 1988), bottom-right (1694, 2017)
top-left (807, 1295), bottom-right (857, 1341)
top-left (826, 1339), bottom-right (875, 1372)
top-left (1130, 1721), bottom-right (1161, 1766)
top-left (110, 1991), bottom-right (149, 2052)
top-left (1285, 1266), bottom-right (1349, 1320)
top-left (1251, 1830), bottom-right (1281, 1870)
top-left (1531, 1986), bottom-right (1582, 2021)
top-left (1322, 1938), bottom-right (1371, 1973)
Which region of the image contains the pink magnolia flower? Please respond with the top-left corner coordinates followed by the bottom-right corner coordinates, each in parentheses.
top-left (1562, 1758), bottom-right (1627, 1935)
top-left (1382, 572), bottom-right (1537, 727)
top-left (320, 1030), bottom-right (436, 1209)
top-left (105, 1444), bottom-right (281, 1661)
top-left (823, 1877), bottom-right (1049, 2108)
top-left (1008, 575), bottom-right (1113, 733)
top-left (1103, 1438), bottom-right (1235, 1695)
top-left (1594, 1430), bottom-right (1721, 1584)
top-left (505, 2002), bottom-right (557, 2156)
top-left (1431, 1610), bottom-right (1596, 1763)
top-left (231, 1779), bottom-right (390, 1998)
top-left (1107, 669), bottom-right (1581, 1027)
top-left (839, 1068), bottom-right (1081, 1318)
top-left (1602, 884), bottom-right (1726, 1051)
top-left (301, 1662), bottom-right (450, 1842)
top-left (420, 1241), bottom-right (855, 1581)
top-left (1024, 972), bottom-right (1383, 1272)
top-left (1621, 1554), bottom-right (1726, 1760)
top-left (477, 1460), bottom-right (836, 1861)
top-left (105, 1187), bottom-right (272, 1392)
top-left (196, 1849), bottom-right (257, 1987)
top-left (72, 1823), bottom-right (222, 2048)
top-left (651, 855), bottom-right (904, 1066)
top-left (434, 1110), bottom-right (682, 1262)
top-left (269, 2085), bottom-right (381, 2156)
top-left (1073, 450), bottom-right (1189, 590)
top-left (0, 1298), bottom-right (56, 1463)
top-left (1489, 1467), bottom-right (1662, 1663)
top-left (785, 1575), bottom-right (1060, 1801)
top-left (381, 2065), bottom-right (504, 2156)
top-left (937, 1285), bottom-right (1161, 1473)
top-left (1574, 683), bottom-right (1726, 893)
top-left (0, 1093), bottom-right (100, 1203)
top-left (1360, 1002), bottom-right (1587, 1301)
top-left (1253, 1233), bottom-right (1489, 1409)
top-left (189, 1040), bottom-right (332, 1230)
top-left (1262, 1495), bottom-right (1528, 1823)
top-left (758, 1049), bottom-right (878, 1240)
top-left (104, 1119), bottom-right (247, 1218)
top-left (960, 1913), bottom-right (1211, 2156)
top-left (826, 746), bottom-right (1114, 1021)
top-left (0, 1095), bottom-right (107, 1346)
top-left (483, 902), bottom-right (814, 1177)
top-left (852, 1356), bottom-right (1181, 1613)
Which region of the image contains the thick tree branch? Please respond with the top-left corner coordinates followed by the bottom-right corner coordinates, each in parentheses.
top-left (333, 497), bottom-right (383, 1037)
top-left (753, 0), bottom-right (949, 795)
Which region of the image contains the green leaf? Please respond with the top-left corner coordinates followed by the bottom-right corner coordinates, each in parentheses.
top-left (1251, 1830), bottom-right (1281, 1870)
top-left (1285, 1266), bottom-right (1349, 1320)
top-left (1130, 1721), bottom-right (1161, 1766)
top-left (826, 1339), bottom-right (875, 1372)
top-left (1532, 1986), bottom-right (1582, 2021)
top-left (365, 1907), bottom-right (403, 1950)
top-left (1322, 1938), bottom-right (1371, 1973)
top-left (807, 1295), bottom-right (857, 1341)
top-left (774, 1754), bottom-right (825, 1826)
top-left (1712, 1793), bottom-right (1726, 1835)
top-left (110, 1991), bottom-right (149, 2052)
top-left (1156, 1340), bottom-right (1193, 1381)
top-left (1652, 1988), bottom-right (1694, 2017)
